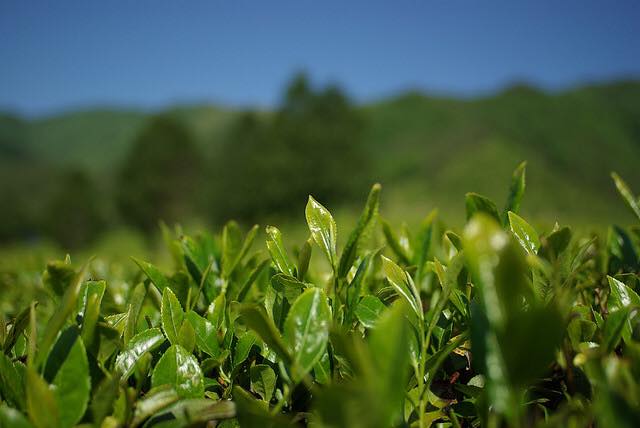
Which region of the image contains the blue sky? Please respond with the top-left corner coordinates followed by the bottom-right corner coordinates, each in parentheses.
top-left (1, 0), bottom-right (639, 116)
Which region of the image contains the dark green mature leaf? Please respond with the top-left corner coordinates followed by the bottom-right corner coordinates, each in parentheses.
top-left (115, 327), bottom-right (165, 379)
top-left (151, 345), bottom-right (204, 398)
top-left (465, 193), bottom-right (501, 224)
top-left (233, 386), bottom-right (290, 428)
top-left (3, 305), bottom-right (31, 355)
top-left (306, 195), bottom-right (338, 270)
top-left (284, 287), bottom-right (331, 381)
top-left (43, 327), bottom-right (90, 428)
top-left (185, 310), bottom-right (219, 358)
top-left (502, 161), bottom-right (526, 223)
top-left (612, 172), bottom-right (640, 221)
top-left (354, 295), bottom-right (386, 328)
top-left (239, 305), bottom-right (291, 365)
top-left (250, 364), bottom-right (276, 402)
top-left (233, 331), bottom-right (257, 369)
top-left (265, 225), bottom-right (295, 276)
top-left (508, 211), bottom-right (540, 255)
top-left (41, 261), bottom-right (75, 298)
top-left (161, 288), bottom-right (185, 346)
top-left (338, 183), bottom-right (380, 278)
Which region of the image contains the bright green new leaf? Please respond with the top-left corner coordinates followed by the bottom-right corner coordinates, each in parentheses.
top-left (178, 319), bottom-right (196, 354)
top-left (502, 161), bottom-right (526, 223)
top-left (115, 327), bottom-right (165, 379)
top-left (508, 211), bottom-right (540, 255)
top-left (284, 287), bottom-right (331, 381)
top-left (354, 295), bottom-right (386, 328)
top-left (186, 310), bottom-right (219, 358)
top-left (265, 226), bottom-right (295, 276)
top-left (151, 344), bottom-right (204, 399)
top-left (338, 183), bottom-right (380, 278)
top-left (381, 255), bottom-right (422, 319)
top-left (306, 195), bottom-right (338, 270)
top-left (26, 368), bottom-right (59, 428)
top-left (161, 287), bottom-right (185, 345)
top-left (43, 327), bottom-right (90, 428)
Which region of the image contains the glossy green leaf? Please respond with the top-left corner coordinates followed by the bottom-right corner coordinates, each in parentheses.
top-left (508, 211), bottom-right (540, 255)
top-left (338, 183), bottom-right (380, 278)
top-left (284, 287), bottom-right (331, 381)
top-left (151, 344), bottom-right (204, 398)
top-left (270, 273), bottom-right (308, 302)
top-left (354, 295), bottom-right (386, 328)
top-left (185, 310), bottom-right (219, 358)
top-left (381, 255), bottom-right (422, 319)
top-left (115, 327), bottom-right (165, 379)
top-left (297, 238), bottom-right (313, 280)
top-left (250, 364), bottom-right (276, 402)
top-left (306, 195), bottom-right (338, 270)
top-left (608, 275), bottom-right (640, 311)
top-left (161, 288), bottom-right (185, 345)
top-left (265, 225), bottom-right (295, 276)
top-left (43, 327), bottom-right (90, 428)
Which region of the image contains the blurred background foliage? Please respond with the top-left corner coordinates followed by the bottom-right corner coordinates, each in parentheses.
top-left (0, 74), bottom-right (639, 250)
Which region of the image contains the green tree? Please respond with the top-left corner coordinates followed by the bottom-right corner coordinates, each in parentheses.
top-left (118, 115), bottom-right (204, 233)
top-left (43, 169), bottom-right (108, 248)
top-left (212, 73), bottom-right (368, 222)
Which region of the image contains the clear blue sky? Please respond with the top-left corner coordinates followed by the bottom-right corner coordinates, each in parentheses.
top-left (1, 0), bottom-right (639, 116)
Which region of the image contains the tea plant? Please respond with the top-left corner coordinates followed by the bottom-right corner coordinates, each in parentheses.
top-left (1, 163), bottom-right (639, 427)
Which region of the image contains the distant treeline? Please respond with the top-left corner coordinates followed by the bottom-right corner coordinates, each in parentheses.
top-left (0, 74), bottom-right (370, 248)
top-left (2, 77), bottom-right (640, 249)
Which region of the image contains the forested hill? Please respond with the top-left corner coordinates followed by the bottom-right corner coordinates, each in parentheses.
top-left (1, 80), bottom-right (639, 245)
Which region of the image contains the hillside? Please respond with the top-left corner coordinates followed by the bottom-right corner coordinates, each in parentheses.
top-left (2, 80), bottom-right (639, 227)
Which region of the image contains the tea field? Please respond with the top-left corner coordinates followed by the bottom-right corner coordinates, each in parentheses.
top-left (1, 164), bottom-right (639, 427)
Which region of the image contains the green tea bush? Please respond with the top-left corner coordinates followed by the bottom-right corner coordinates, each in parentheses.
top-left (1, 164), bottom-right (639, 427)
